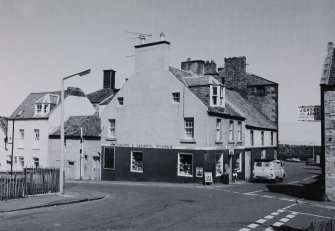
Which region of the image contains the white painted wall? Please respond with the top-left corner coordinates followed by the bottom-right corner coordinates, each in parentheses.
top-left (48, 95), bottom-right (96, 133)
top-left (245, 129), bottom-right (277, 148)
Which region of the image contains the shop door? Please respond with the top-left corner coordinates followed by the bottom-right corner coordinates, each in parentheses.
top-left (245, 151), bottom-right (251, 181)
top-left (92, 156), bottom-right (100, 180)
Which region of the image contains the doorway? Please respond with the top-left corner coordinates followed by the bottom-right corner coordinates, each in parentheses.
top-left (92, 156), bottom-right (100, 180)
top-left (245, 151), bottom-right (251, 181)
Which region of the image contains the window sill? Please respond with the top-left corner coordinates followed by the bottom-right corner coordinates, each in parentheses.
top-left (130, 170), bottom-right (143, 173)
top-left (177, 174), bottom-right (193, 177)
top-left (215, 140), bottom-right (223, 144)
top-left (180, 139), bottom-right (196, 144)
top-left (105, 137), bottom-right (117, 141)
top-left (228, 140), bottom-right (235, 144)
top-left (32, 147), bottom-right (40, 150)
top-left (17, 147), bottom-right (24, 149)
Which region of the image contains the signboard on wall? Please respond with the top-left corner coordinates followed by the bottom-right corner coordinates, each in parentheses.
top-left (298, 105), bottom-right (321, 121)
top-left (204, 172), bottom-right (213, 184)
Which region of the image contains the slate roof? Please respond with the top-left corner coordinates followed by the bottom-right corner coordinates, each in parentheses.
top-left (169, 66), bottom-right (277, 130)
top-left (87, 88), bottom-right (119, 104)
top-left (50, 114), bottom-right (101, 138)
top-left (0, 117), bottom-right (7, 133)
top-left (10, 87), bottom-right (86, 119)
top-left (218, 68), bottom-right (277, 86)
top-left (225, 89), bottom-right (277, 130)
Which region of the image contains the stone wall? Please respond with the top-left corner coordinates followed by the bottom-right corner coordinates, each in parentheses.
top-left (324, 88), bottom-right (335, 202)
top-left (224, 57), bottom-right (247, 97)
top-left (246, 85), bottom-right (278, 124)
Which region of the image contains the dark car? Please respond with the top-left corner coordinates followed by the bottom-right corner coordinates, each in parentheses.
top-left (305, 158), bottom-right (315, 166)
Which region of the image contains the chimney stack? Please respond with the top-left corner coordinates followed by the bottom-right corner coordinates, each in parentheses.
top-left (181, 58), bottom-right (205, 75)
top-left (224, 56), bottom-right (247, 96)
top-left (204, 60), bottom-right (218, 76)
top-left (103, 69), bottom-right (116, 90)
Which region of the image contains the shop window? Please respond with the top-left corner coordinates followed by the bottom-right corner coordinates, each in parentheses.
top-left (235, 152), bottom-right (242, 173)
top-left (178, 153), bottom-right (193, 177)
top-left (103, 147), bottom-right (115, 170)
top-left (172, 92), bottom-right (180, 103)
top-left (131, 151), bottom-right (143, 173)
top-left (215, 153), bottom-right (224, 177)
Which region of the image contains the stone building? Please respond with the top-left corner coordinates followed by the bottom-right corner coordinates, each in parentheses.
top-left (320, 42), bottom-right (335, 202)
top-left (0, 116), bottom-right (10, 171)
top-left (100, 37), bottom-right (278, 183)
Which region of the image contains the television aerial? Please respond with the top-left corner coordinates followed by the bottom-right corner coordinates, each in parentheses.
top-left (125, 31), bottom-right (152, 45)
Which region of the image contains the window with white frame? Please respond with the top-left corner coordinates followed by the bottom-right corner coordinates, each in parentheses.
top-left (43, 104), bottom-right (49, 113)
top-left (261, 149), bottom-right (266, 159)
top-left (271, 132), bottom-right (274, 145)
top-left (172, 92), bottom-right (180, 103)
top-left (103, 147), bottom-right (115, 170)
top-left (184, 117), bottom-right (194, 139)
top-left (131, 151), bottom-right (143, 173)
top-left (250, 130), bottom-right (254, 146)
top-left (36, 104), bottom-right (42, 113)
top-left (237, 121), bottom-right (242, 141)
top-left (178, 153), bottom-right (193, 177)
top-left (216, 119), bottom-right (222, 141)
top-left (235, 152), bottom-right (242, 172)
top-left (33, 157), bottom-right (39, 168)
top-left (108, 119), bottom-right (116, 138)
top-left (220, 87), bottom-right (224, 106)
top-left (229, 120), bottom-right (234, 141)
top-left (117, 97), bottom-right (123, 106)
top-left (261, 131), bottom-right (264, 146)
top-left (19, 157), bottom-right (24, 168)
top-left (33, 129), bottom-right (40, 148)
top-left (216, 153), bottom-right (224, 177)
top-left (18, 129), bottom-right (24, 148)
top-left (212, 86), bottom-right (218, 106)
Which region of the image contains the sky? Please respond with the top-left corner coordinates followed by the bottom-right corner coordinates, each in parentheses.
top-left (1, 0), bottom-right (334, 145)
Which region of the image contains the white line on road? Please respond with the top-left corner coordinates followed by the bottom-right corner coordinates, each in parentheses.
top-left (272, 222), bottom-right (284, 227)
top-left (302, 177), bottom-right (310, 181)
top-left (244, 190), bottom-right (263, 195)
top-left (279, 197), bottom-right (296, 202)
top-left (279, 218), bottom-right (290, 222)
top-left (270, 212), bottom-right (279, 216)
top-left (288, 181), bottom-right (300, 184)
top-left (238, 228), bottom-right (250, 231)
top-left (256, 219), bottom-right (267, 224)
top-left (265, 227), bottom-right (274, 231)
top-left (286, 210), bottom-right (335, 219)
top-left (247, 223), bottom-right (259, 229)
top-left (261, 195), bottom-right (276, 198)
top-left (264, 215), bottom-right (274, 219)
top-left (277, 209), bottom-right (285, 213)
top-left (286, 214), bottom-right (295, 219)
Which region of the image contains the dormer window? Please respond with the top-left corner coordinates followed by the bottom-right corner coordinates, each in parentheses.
top-left (34, 94), bottom-right (59, 117)
top-left (44, 104), bottom-right (49, 113)
top-left (36, 104), bottom-right (42, 113)
top-left (211, 85), bottom-right (225, 107)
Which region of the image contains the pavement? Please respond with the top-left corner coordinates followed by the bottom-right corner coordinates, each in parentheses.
top-left (0, 182), bottom-right (107, 213)
top-left (1, 179), bottom-right (335, 215)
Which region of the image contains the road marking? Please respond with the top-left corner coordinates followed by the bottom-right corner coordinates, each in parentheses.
top-left (286, 210), bottom-right (335, 219)
top-left (247, 223), bottom-right (259, 228)
top-left (277, 209), bottom-right (285, 213)
top-left (261, 195), bottom-right (276, 198)
top-left (238, 228), bottom-right (251, 231)
top-left (286, 214), bottom-right (295, 219)
top-left (264, 215), bottom-right (274, 219)
top-left (279, 197), bottom-right (295, 202)
top-left (288, 181), bottom-right (300, 184)
top-left (279, 218), bottom-right (289, 222)
top-left (302, 177), bottom-right (310, 181)
top-left (272, 222), bottom-right (284, 227)
top-left (256, 219), bottom-right (267, 224)
top-left (270, 212), bottom-right (279, 216)
top-left (244, 190), bottom-right (263, 195)
top-left (265, 227), bottom-right (274, 231)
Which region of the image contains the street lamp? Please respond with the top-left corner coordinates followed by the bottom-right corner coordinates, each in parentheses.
top-left (60, 69), bottom-right (91, 195)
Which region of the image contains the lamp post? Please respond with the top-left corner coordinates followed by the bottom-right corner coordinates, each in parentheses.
top-left (60, 69), bottom-right (91, 195)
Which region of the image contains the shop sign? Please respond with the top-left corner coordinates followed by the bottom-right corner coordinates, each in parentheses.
top-left (204, 172), bottom-right (213, 184)
top-left (298, 105), bottom-right (321, 121)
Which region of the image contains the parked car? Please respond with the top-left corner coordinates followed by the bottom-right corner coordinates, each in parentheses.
top-left (305, 158), bottom-right (315, 166)
top-left (252, 159), bottom-right (286, 183)
top-left (286, 158), bottom-right (301, 162)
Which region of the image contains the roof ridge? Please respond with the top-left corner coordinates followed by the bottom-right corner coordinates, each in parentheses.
top-left (247, 73), bottom-right (277, 85)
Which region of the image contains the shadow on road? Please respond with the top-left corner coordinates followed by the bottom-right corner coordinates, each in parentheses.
top-left (273, 226), bottom-right (305, 231)
top-left (266, 175), bottom-right (323, 201)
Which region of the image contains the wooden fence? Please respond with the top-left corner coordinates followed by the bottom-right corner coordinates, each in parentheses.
top-left (0, 167), bottom-right (59, 200)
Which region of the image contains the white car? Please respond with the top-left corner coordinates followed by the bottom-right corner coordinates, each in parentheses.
top-left (252, 160), bottom-right (286, 183)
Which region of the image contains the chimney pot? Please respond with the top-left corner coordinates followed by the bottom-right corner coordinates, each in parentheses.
top-left (160, 32), bottom-right (165, 41)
